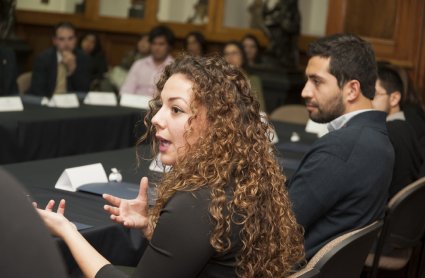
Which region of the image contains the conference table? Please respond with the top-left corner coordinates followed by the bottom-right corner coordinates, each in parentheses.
top-left (0, 119), bottom-right (319, 274)
top-left (0, 101), bottom-right (145, 164)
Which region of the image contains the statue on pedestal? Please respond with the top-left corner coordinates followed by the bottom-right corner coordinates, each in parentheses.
top-left (0, 0), bottom-right (16, 39)
top-left (261, 0), bottom-right (301, 69)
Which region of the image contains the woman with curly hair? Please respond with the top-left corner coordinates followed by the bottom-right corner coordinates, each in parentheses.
top-left (37, 55), bottom-right (304, 277)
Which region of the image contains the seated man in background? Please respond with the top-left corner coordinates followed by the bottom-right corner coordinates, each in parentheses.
top-left (120, 25), bottom-right (174, 97)
top-left (0, 46), bottom-right (18, 95)
top-left (288, 34), bottom-right (395, 260)
top-left (372, 63), bottom-right (424, 198)
top-left (30, 22), bottom-right (90, 98)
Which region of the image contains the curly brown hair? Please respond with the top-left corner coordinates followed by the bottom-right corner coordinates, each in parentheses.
top-left (138, 55), bottom-right (304, 277)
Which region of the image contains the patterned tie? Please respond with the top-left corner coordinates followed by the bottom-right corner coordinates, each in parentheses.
top-left (54, 62), bottom-right (67, 95)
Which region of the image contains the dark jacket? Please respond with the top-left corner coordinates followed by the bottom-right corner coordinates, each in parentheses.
top-left (0, 46), bottom-right (18, 95)
top-left (30, 47), bottom-right (90, 97)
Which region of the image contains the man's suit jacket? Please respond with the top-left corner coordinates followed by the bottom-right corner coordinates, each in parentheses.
top-left (0, 46), bottom-right (18, 95)
top-left (288, 111), bottom-right (395, 259)
top-left (30, 47), bottom-right (91, 97)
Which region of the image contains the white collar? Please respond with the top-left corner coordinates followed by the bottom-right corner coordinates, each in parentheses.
top-left (327, 109), bottom-right (373, 132)
top-left (387, 111), bottom-right (406, 122)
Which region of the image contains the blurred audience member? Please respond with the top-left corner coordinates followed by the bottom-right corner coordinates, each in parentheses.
top-left (103, 34), bottom-right (150, 93)
top-left (120, 26), bottom-right (174, 97)
top-left (0, 46), bottom-right (18, 95)
top-left (223, 41), bottom-right (266, 111)
top-left (78, 32), bottom-right (108, 90)
top-left (397, 67), bottom-right (425, 147)
top-left (372, 63), bottom-right (424, 198)
top-left (184, 31), bottom-right (207, 57)
top-left (120, 33), bottom-right (150, 70)
top-left (241, 34), bottom-right (262, 67)
top-left (30, 22), bottom-right (90, 97)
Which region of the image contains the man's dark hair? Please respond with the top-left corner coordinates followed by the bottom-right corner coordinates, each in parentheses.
top-left (53, 21), bottom-right (76, 37)
top-left (376, 62), bottom-right (404, 97)
top-left (308, 33), bottom-right (377, 99)
top-left (149, 25), bottom-right (175, 47)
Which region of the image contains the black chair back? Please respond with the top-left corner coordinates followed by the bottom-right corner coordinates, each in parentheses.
top-left (289, 221), bottom-right (382, 278)
top-left (369, 176), bottom-right (425, 277)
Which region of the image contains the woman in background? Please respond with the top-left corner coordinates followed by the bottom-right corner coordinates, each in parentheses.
top-left (184, 31), bottom-right (207, 57)
top-left (37, 55), bottom-right (303, 277)
top-left (223, 41), bottom-right (266, 111)
top-left (241, 34), bottom-right (262, 67)
top-left (79, 32), bottom-right (108, 89)
top-left (120, 34), bottom-right (150, 70)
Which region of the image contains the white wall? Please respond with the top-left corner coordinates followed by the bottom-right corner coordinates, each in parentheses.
top-left (17, 0), bottom-right (328, 36)
top-left (17, 0), bottom-right (83, 13)
top-left (299, 0), bottom-right (328, 36)
top-left (99, 0), bottom-right (132, 18)
top-left (158, 0), bottom-right (198, 23)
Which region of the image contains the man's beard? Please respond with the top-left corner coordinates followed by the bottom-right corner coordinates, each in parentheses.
top-left (306, 95), bottom-right (345, 124)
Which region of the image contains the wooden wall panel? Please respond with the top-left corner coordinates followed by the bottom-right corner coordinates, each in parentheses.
top-left (326, 0), bottom-right (425, 103)
top-left (344, 0), bottom-right (397, 39)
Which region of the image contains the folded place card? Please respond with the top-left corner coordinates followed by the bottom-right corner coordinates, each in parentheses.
top-left (0, 96), bottom-right (24, 112)
top-left (84, 92), bottom-right (118, 106)
top-left (149, 154), bottom-right (171, 173)
top-left (120, 94), bottom-right (151, 109)
top-left (305, 119), bottom-right (329, 137)
top-left (55, 163), bottom-right (108, 192)
top-left (48, 94), bottom-right (80, 108)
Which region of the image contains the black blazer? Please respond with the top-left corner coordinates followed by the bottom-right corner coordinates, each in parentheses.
top-left (0, 168), bottom-right (67, 277)
top-left (30, 47), bottom-right (91, 97)
top-left (0, 46), bottom-right (18, 95)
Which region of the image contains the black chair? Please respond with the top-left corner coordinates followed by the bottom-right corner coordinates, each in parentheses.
top-left (366, 176), bottom-right (425, 278)
top-left (289, 221), bottom-right (382, 278)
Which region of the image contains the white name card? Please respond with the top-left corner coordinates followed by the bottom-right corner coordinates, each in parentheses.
top-left (305, 119), bottom-right (329, 137)
top-left (84, 92), bottom-right (118, 106)
top-left (55, 163), bottom-right (108, 192)
top-left (149, 154), bottom-right (171, 173)
top-left (0, 96), bottom-right (24, 112)
top-left (48, 94), bottom-right (80, 108)
top-left (120, 94), bottom-right (151, 109)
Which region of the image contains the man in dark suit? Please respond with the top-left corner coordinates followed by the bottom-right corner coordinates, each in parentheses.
top-left (287, 34), bottom-right (395, 259)
top-left (29, 21), bottom-right (90, 98)
top-left (0, 46), bottom-right (18, 95)
top-left (372, 63), bottom-right (424, 198)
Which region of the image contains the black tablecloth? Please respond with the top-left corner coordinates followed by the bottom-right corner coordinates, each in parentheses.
top-left (0, 103), bottom-right (146, 164)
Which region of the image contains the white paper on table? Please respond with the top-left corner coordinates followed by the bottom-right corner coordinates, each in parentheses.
top-left (84, 92), bottom-right (117, 106)
top-left (120, 94), bottom-right (151, 109)
top-left (48, 94), bottom-right (80, 108)
top-left (0, 96), bottom-right (24, 112)
top-left (149, 154), bottom-right (171, 173)
top-left (54, 163), bottom-right (108, 192)
top-left (305, 119), bottom-right (329, 137)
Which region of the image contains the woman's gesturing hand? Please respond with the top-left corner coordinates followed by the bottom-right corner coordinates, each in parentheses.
top-left (103, 177), bottom-right (150, 234)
